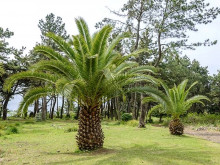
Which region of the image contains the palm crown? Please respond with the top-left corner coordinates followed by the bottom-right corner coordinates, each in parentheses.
top-left (141, 79), bottom-right (210, 119)
top-left (4, 17), bottom-right (157, 113)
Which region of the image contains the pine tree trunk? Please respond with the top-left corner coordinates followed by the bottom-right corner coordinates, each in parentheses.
top-left (34, 99), bottom-right (39, 117)
top-left (50, 95), bottom-right (56, 119)
top-left (138, 95), bottom-right (147, 128)
top-left (159, 115), bottom-right (163, 123)
top-left (76, 105), bottom-right (104, 151)
top-left (107, 101), bottom-right (110, 119)
top-left (42, 97), bottom-right (47, 121)
top-left (2, 94), bottom-right (10, 120)
top-left (110, 99), bottom-right (114, 120)
top-left (132, 93), bottom-right (137, 119)
top-left (60, 96), bottom-right (65, 118)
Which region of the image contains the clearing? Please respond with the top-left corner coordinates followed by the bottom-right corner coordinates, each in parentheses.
top-left (0, 120), bottom-right (220, 165)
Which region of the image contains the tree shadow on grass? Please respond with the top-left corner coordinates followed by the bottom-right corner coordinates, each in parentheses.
top-left (97, 145), bottom-right (213, 165)
top-left (46, 148), bottom-right (117, 165)
top-left (46, 142), bottom-right (214, 165)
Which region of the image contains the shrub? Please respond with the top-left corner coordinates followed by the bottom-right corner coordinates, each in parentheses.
top-left (14, 123), bottom-right (20, 126)
top-left (126, 120), bottom-right (139, 127)
top-left (6, 126), bottom-right (18, 135)
top-left (0, 124), bottom-right (5, 130)
top-left (35, 112), bottom-right (42, 122)
top-left (162, 118), bottom-right (171, 127)
top-left (183, 113), bottom-right (220, 125)
top-left (65, 126), bottom-right (78, 133)
top-left (24, 121), bottom-right (35, 124)
top-left (147, 118), bottom-right (154, 123)
top-left (121, 113), bottom-right (132, 122)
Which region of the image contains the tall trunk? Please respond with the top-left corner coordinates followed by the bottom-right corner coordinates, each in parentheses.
top-left (42, 97), bottom-right (47, 121)
top-left (107, 101), bottom-right (110, 119)
top-left (0, 107), bottom-right (2, 118)
top-left (154, 0), bottom-right (169, 67)
top-left (49, 97), bottom-right (52, 118)
top-left (113, 97), bottom-right (120, 120)
top-left (136, 99), bottom-right (140, 120)
top-left (2, 94), bottom-right (10, 120)
top-left (50, 95), bottom-right (56, 119)
top-left (112, 98), bottom-right (118, 120)
top-left (76, 105), bottom-right (104, 151)
top-left (56, 94), bottom-right (59, 112)
top-left (159, 115), bottom-right (163, 123)
top-left (115, 97), bottom-right (121, 121)
top-left (139, 95), bottom-right (147, 128)
top-left (60, 96), bottom-right (64, 119)
top-left (34, 99), bottom-right (39, 117)
top-left (132, 93), bottom-right (136, 119)
top-left (127, 97), bottom-right (131, 113)
top-left (110, 99), bottom-right (114, 120)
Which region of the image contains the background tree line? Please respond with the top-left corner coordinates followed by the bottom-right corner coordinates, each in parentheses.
top-left (0, 0), bottom-right (220, 129)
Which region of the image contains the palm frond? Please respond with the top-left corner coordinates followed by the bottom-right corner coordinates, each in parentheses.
top-left (75, 17), bottom-right (92, 50)
top-left (46, 32), bottom-right (76, 61)
top-left (18, 87), bottom-right (53, 116)
top-left (4, 71), bottom-right (58, 92)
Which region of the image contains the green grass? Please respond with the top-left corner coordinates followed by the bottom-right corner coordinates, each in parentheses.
top-left (0, 119), bottom-right (220, 165)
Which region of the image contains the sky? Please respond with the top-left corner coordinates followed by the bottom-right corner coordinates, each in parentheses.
top-left (0, 0), bottom-right (220, 110)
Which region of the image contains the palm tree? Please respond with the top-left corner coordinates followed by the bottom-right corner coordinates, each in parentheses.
top-left (4, 18), bottom-right (157, 150)
top-left (138, 80), bottom-right (209, 135)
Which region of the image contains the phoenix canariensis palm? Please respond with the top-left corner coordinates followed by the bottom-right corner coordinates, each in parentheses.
top-left (139, 80), bottom-right (209, 135)
top-left (4, 18), bottom-right (158, 150)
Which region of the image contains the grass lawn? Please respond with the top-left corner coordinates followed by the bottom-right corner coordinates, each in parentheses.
top-left (0, 119), bottom-right (220, 165)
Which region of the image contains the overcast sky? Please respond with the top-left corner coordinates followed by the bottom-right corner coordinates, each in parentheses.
top-left (0, 0), bottom-right (220, 75)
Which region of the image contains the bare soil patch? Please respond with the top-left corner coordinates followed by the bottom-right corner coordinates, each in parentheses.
top-left (185, 126), bottom-right (220, 144)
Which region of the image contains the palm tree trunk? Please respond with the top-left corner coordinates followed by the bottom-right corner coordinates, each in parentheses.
top-left (76, 105), bottom-right (104, 151)
top-left (169, 119), bottom-right (184, 135)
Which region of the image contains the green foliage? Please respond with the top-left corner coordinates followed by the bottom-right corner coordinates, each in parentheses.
top-left (126, 120), bottom-right (139, 127)
top-left (14, 122), bottom-right (20, 126)
top-left (137, 80), bottom-right (210, 120)
top-left (4, 18), bottom-right (157, 115)
top-left (5, 126), bottom-right (18, 135)
top-left (65, 126), bottom-right (78, 133)
top-left (121, 113), bottom-right (132, 121)
top-left (35, 112), bottom-right (42, 122)
top-left (210, 70), bottom-right (220, 113)
top-left (38, 13), bottom-right (69, 48)
top-left (183, 113), bottom-right (220, 125)
top-left (24, 121), bottom-right (35, 124)
top-left (97, 0), bottom-right (220, 66)
top-left (0, 27), bottom-right (27, 120)
top-left (0, 123), bottom-right (5, 130)
top-left (0, 63), bottom-right (5, 75)
top-left (159, 55), bottom-right (210, 113)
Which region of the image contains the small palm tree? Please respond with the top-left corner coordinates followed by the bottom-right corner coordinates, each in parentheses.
top-left (4, 18), bottom-right (157, 150)
top-left (139, 80), bottom-right (209, 135)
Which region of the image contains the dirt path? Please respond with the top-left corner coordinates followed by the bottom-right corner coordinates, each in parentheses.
top-left (185, 126), bottom-right (220, 144)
